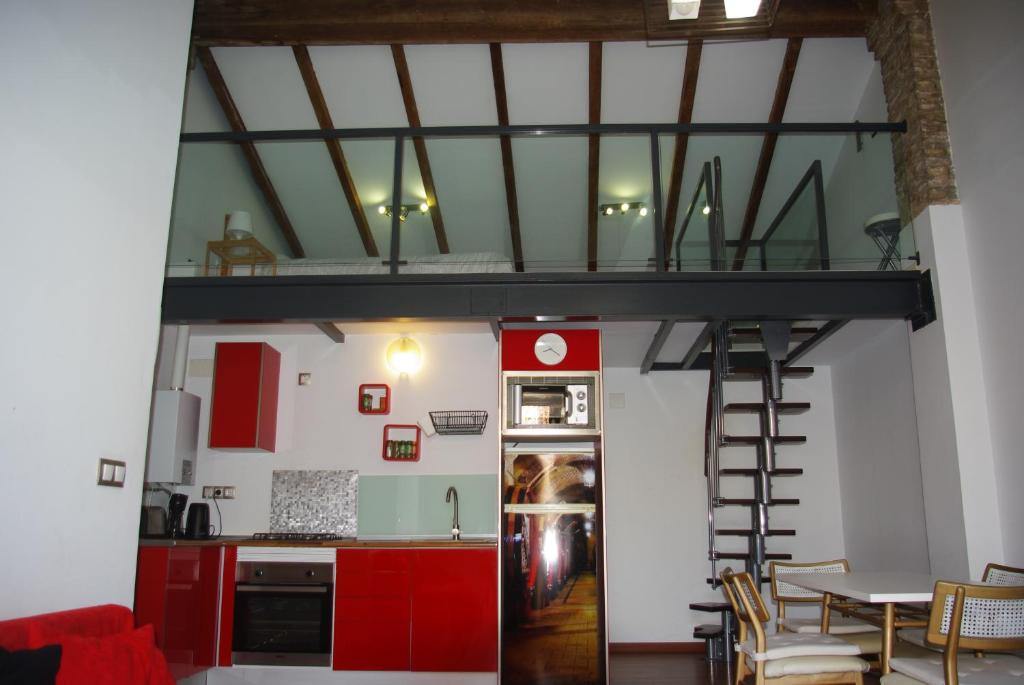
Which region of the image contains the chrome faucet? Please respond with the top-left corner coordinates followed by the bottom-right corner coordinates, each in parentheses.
top-left (445, 486), bottom-right (460, 540)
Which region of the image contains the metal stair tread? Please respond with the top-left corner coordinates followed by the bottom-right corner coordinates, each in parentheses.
top-left (723, 402), bottom-right (811, 415)
top-left (716, 498), bottom-right (800, 506)
top-left (714, 552), bottom-right (793, 560)
top-left (720, 435), bottom-right (806, 445)
top-left (725, 367), bottom-right (814, 380)
top-left (718, 468), bottom-right (804, 476)
top-left (716, 528), bottom-right (796, 536)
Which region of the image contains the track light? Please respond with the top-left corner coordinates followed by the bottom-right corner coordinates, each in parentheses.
top-left (378, 203), bottom-right (430, 222)
top-left (598, 202), bottom-right (649, 218)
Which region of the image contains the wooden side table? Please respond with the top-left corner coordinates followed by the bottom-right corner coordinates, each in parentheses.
top-left (204, 238), bottom-right (277, 276)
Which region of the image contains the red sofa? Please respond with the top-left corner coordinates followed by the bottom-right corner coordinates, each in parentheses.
top-left (0, 604), bottom-right (174, 684)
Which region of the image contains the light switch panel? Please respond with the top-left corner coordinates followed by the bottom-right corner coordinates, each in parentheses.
top-left (97, 458), bottom-right (126, 487)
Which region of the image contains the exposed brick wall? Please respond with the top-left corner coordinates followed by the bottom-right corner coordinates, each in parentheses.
top-left (867, 0), bottom-right (958, 222)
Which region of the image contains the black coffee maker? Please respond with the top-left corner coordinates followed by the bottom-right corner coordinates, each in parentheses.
top-left (167, 493), bottom-right (188, 538)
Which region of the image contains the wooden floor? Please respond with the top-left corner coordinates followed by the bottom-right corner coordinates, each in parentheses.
top-left (609, 653), bottom-right (882, 685)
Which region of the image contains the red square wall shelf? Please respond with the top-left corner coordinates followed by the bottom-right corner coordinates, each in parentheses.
top-left (358, 384), bottom-right (391, 415)
top-left (383, 424), bottom-right (420, 462)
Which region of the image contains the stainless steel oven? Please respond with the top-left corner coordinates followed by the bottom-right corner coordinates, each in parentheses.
top-left (232, 561), bottom-right (333, 667)
top-left (502, 371), bottom-right (600, 438)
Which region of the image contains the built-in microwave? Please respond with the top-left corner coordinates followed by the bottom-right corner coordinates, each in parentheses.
top-left (502, 371), bottom-right (600, 438)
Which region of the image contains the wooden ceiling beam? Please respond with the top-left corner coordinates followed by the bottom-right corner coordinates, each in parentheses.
top-left (731, 37), bottom-right (802, 271)
top-left (292, 45), bottom-right (379, 257)
top-left (489, 43), bottom-right (524, 273)
top-left (196, 47), bottom-right (306, 258)
top-left (391, 45), bottom-right (450, 254)
top-left (192, 0), bottom-right (872, 46)
top-left (662, 40), bottom-right (703, 262)
top-left (587, 41), bottom-right (602, 273)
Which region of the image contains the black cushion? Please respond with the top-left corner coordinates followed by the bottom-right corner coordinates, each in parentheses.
top-left (0, 644), bottom-right (61, 685)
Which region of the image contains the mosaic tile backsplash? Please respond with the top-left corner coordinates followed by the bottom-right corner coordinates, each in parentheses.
top-left (270, 469), bottom-right (358, 535)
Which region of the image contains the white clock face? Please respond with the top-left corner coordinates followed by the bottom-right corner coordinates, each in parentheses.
top-left (534, 333), bottom-right (568, 366)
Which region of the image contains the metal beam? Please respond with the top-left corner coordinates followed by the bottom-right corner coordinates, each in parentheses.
top-left (191, 0), bottom-right (874, 46)
top-left (732, 38), bottom-right (802, 270)
top-left (181, 121), bottom-right (907, 144)
top-left (489, 319), bottom-right (501, 342)
top-left (391, 45), bottom-right (450, 254)
top-left (587, 41), bottom-right (602, 272)
top-left (195, 47), bottom-right (306, 258)
top-left (315, 322), bottom-right (346, 343)
top-left (681, 320), bottom-right (721, 370)
top-left (640, 320), bottom-right (677, 375)
top-left (162, 270), bottom-right (934, 325)
top-left (783, 319), bottom-right (848, 366)
top-left (293, 45), bottom-right (379, 257)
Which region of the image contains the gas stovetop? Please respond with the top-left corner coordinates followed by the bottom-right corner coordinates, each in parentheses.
top-left (250, 532), bottom-right (353, 542)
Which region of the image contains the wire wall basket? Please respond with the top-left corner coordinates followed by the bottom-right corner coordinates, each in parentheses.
top-left (429, 410), bottom-right (488, 435)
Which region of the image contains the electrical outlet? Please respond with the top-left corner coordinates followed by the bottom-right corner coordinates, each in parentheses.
top-left (202, 485), bottom-right (236, 499)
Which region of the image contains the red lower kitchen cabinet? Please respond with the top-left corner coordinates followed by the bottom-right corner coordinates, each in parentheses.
top-left (333, 549), bottom-right (412, 671)
top-left (333, 547), bottom-right (497, 673)
top-left (134, 546), bottom-right (221, 680)
top-left (411, 549), bottom-right (498, 672)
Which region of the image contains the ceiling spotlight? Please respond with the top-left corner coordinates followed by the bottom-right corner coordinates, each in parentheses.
top-left (668, 0), bottom-right (701, 20)
top-left (702, 205), bottom-right (711, 215)
top-left (379, 203), bottom-right (430, 222)
top-left (724, 0), bottom-right (761, 18)
top-left (598, 202), bottom-right (649, 219)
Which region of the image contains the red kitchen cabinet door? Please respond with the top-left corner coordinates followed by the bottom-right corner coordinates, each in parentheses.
top-left (135, 547), bottom-right (169, 646)
top-left (500, 329), bottom-right (601, 372)
top-left (134, 546), bottom-right (221, 679)
top-left (209, 342), bottom-right (280, 451)
top-left (333, 549), bottom-right (412, 671)
top-left (218, 545), bottom-right (237, 667)
top-left (411, 549), bottom-right (498, 672)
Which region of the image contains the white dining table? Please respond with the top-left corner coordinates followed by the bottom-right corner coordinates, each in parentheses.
top-left (780, 571), bottom-right (951, 674)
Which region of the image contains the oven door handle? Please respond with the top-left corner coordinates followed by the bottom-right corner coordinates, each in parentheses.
top-left (236, 585), bottom-right (330, 593)
top-left (564, 389), bottom-right (573, 420)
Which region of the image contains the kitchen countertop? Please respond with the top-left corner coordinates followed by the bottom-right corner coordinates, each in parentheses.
top-left (139, 535), bottom-right (498, 548)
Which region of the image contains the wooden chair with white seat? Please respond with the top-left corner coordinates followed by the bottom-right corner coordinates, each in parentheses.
top-left (898, 562), bottom-right (1024, 652)
top-left (720, 567), bottom-right (870, 685)
top-left (770, 560), bottom-right (883, 660)
top-left (881, 581), bottom-right (1024, 685)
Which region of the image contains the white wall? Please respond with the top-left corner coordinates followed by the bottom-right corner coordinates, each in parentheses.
top-left (930, 0), bottom-right (1024, 566)
top-left (602, 365), bottom-right (847, 643)
top-left (171, 332), bottom-right (500, 534)
top-left (830, 321), bottom-right (930, 573)
top-left (910, 206), bottom-right (1001, 579)
top-left (0, 1), bottom-right (193, 618)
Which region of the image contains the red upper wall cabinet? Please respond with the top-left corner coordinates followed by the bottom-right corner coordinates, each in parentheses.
top-left (209, 342), bottom-right (280, 451)
top-left (500, 329), bottom-right (601, 372)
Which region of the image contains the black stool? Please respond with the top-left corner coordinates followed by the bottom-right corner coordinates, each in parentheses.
top-left (689, 601), bottom-right (736, 662)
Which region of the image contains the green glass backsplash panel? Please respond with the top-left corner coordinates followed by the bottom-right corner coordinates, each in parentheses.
top-left (357, 474), bottom-right (497, 536)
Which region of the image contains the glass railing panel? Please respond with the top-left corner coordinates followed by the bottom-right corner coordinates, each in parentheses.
top-left (512, 136), bottom-right (589, 272)
top-left (762, 176), bottom-right (821, 271)
top-left (167, 126), bottom-right (911, 277)
top-left (819, 131), bottom-right (915, 270)
top-left (595, 135), bottom-right (656, 272)
top-left (166, 138), bottom-right (397, 276)
top-left (393, 137), bottom-right (514, 272)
